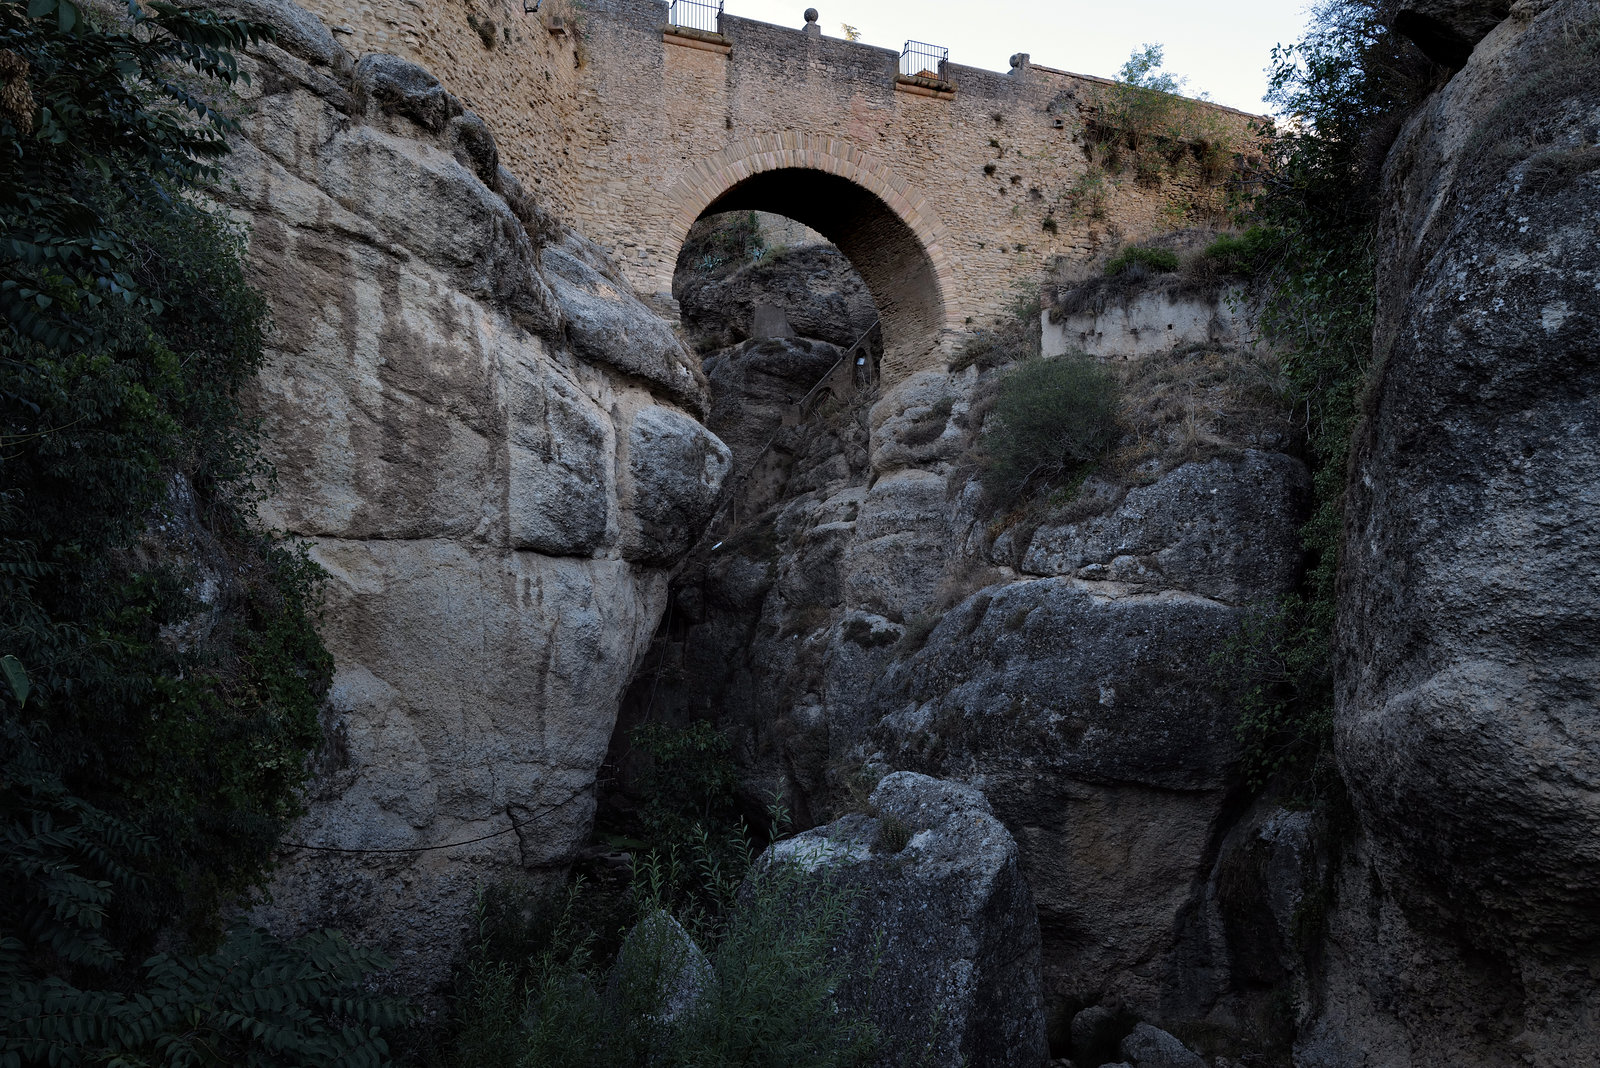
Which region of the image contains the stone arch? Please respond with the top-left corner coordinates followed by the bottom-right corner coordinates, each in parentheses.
top-left (659, 134), bottom-right (959, 381)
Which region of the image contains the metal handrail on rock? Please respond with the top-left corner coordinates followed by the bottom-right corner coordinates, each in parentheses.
top-left (705, 318), bottom-right (882, 545)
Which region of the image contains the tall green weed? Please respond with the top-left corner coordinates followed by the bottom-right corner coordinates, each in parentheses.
top-left (436, 826), bottom-right (879, 1068)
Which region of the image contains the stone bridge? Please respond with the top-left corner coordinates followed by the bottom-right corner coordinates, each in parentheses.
top-left (299, 0), bottom-right (1250, 379)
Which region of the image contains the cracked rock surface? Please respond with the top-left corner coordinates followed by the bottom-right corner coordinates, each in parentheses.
top-left (1315, 2), bottom-right (1600, 1064)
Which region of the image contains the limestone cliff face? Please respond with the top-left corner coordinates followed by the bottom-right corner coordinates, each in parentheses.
top-left (614, 235), bottom-right (1313, 1053)
top-left (675, 241), bottom-right (880, 355)
top-left (1313, 1), bottom-right (1600, 1063)
top-left (205, 0), bottom-right (728, 990)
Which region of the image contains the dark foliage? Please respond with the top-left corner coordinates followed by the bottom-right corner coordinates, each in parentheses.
top-left (1198, 226), bottom-right (1281, 277)
top-left (1222, 0), bottom-right (1445, 795)
top-left (980, 356), bottom-right (1120, 509)
top-left (2, 168), bottom-right (332, 948)
top-left (429, 850), bottom-right (878, 1067)
top-left (627, 721), bottom-right (743, 872)
top-left (673, 210), bottom-right (766, 281)
top-left (1, 3), bottom-right (407, 1063)
top-left (1, 0), bottom-right (267, 350)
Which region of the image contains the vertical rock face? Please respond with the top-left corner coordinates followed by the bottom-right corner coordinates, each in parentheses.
top-left (1326, 1), bottom-right (1600, 1062)
top-left (674, 239), bottom-right (881, 354)
top-left (1394, 0), bottom-right (1514, 67)
top-left (207, 1), bottom-right (727, 991)
top-left (866, 448), bottom-right (1309, 1023)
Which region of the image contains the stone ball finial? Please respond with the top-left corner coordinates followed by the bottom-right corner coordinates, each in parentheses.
top-left (1009, 52), bottom-right (1029, 69)
top-left (804, 8), bottom-right (819, 23)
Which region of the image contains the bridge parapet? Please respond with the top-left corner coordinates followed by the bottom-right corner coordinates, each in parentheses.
top-left (293, 0), bottom-right (1256, 383)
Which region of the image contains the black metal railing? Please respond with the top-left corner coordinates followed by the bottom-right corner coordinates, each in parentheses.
top-left (668, 0), bottom-right (723, 34)
top-left (704, 318), bottom-right (882, 540)
top-left (899, 40), bottom-right (948, 80)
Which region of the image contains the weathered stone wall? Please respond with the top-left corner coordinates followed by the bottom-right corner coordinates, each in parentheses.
top-left (1042, 282), bottom-right (1256, 360)
top-left (287, 0), bottom-right (1253, 379)
top-left (291, 0), bottom-right (593, 211)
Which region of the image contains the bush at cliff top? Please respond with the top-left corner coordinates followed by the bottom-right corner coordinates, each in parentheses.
top-left (2, 2), bottom-right (406, 1062)
top-left (1200, 227), bottom-right (1281, 277)
top-left (980, 356), bottom-right (1120, 508)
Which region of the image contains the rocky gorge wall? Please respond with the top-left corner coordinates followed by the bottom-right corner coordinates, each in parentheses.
top-left (167, 0), bottom-right (1600, 1060)
top-left (612, 217), bottom-right (1318, 1061)
top-left (1308, 1), bottom-right (1600, 1064)
top-left (197, 0), bottom-right (729, 991)
top-left (607, 1), bottom-right (1600, 1051)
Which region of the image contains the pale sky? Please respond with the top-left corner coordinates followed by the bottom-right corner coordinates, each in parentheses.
top-left (722, 0), bottom-right (1317, 114)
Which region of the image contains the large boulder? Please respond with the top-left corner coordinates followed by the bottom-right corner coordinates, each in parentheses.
top-left (542, 234), bottom-right (709, 415)
top-left (619, 404), bottom-right (732, 566)
top-left (1119, 1023), bottom-right (1207, 1068)
top-left (1342, 0), bottom-right (1600, 957)
top-left (869, 574), bottom-right (1253, 1011)
top-left (1019, 450), bottom-right (1308, 604)
top-left (178, 0), bottom-right (352, 75)
top-left (607, 911), bottom-right (714, 1024)
top-left (763, 773), bottom-right (1048, 1068)
top-left (675, 242), bottom-right (879, 353)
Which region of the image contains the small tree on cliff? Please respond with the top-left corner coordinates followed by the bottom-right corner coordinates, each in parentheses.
top-left (1089, 43), bottom-right (1228, 184)
top-left (980, 356), bottom-right (1120, 509)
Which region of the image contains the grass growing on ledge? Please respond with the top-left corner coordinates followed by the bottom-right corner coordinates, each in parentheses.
top-left (432, 825), bottom-right (880, 1068)
top-left (675, 210), bottom-right (766, 279)
top-left (947, 285), bottom-right (1042, 374)
top-left (1105, 244), bottom-right (1181, 276)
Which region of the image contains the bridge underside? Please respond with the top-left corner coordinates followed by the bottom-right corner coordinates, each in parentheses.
top-left (700, 168), bottom-right (949, 378)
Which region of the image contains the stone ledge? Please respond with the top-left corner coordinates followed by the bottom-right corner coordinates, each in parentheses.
top-left (894, 73), bottom-right (956, 99)
top-left (663, 26), bottom-right (731, 54)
